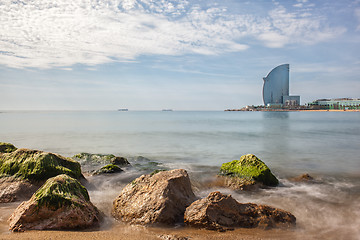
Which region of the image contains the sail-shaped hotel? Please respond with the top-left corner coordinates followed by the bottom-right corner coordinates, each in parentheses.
top-left (263, 64), bottom-right (300, 106)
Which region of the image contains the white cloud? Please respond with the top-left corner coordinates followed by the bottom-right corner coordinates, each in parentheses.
top-left (0, 0), bottom-right (346, 69)
top-left (257, 5), bottom-right (346, 48)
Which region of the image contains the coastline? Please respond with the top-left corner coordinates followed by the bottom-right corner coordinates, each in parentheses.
top-left (0, 205), bottom-right (328, 240)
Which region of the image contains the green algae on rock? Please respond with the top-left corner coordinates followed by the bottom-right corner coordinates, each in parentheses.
top-left (94, 164), bottom-right (123, 175)
top-left (0, 148), bottom-right (83, 182)
top-left (34, 174), bottom-right (89, 208)
top-left (8, 174), bottom-right (100, 231)
top-left (0, 142), bottom-right (17, 153)
top-left (73, 152), bottom-right (130, 166)
top-left (219, 154), bottom-right (279, 187)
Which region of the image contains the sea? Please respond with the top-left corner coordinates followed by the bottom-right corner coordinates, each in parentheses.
top-left (0, 110), bottom-right (359, 239)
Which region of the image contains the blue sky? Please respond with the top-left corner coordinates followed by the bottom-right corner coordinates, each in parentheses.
top-left (1, 0), bottom-right (359, 110)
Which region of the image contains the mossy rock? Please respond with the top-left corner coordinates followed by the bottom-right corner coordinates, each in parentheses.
top-left (219, 154), bottom-right (279, 187)
top-left (73, 152), bottom-right (129, 166)
top-left (34, 174), bottom-right (90, 208)
top-left (94, 164), bottom-right (123, 175)
top-left (8, 174), bottom-right (100, 231)
top-left (0, 148), bottom-right (83, 183)
top-left (0, 142), bottom-right (17, 153)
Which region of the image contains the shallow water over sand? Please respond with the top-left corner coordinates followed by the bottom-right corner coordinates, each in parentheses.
top-left (1, 111), bottom-right (359, 239)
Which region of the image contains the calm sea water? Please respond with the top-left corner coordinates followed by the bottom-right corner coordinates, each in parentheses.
top-left (1, 111), bottom-right (359, 238)
top-left (0, 110), bottom-right (359, 175)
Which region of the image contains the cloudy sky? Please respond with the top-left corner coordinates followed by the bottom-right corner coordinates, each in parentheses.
top-left (1, 0), bottom-right (359, 110)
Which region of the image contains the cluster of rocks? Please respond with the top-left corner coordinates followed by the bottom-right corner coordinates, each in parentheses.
top-left (1, 142), bottom-right (302, 233)
top-left (111, 167), bottom-right (295, 231)
top-left (0, 142), bottom-right (101, 231)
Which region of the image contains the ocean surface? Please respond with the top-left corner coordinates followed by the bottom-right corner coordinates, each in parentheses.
top-left (1, 110), bottom-right (359, 239)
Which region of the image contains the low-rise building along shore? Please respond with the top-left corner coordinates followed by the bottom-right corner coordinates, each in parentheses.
top-left (225, 98), bottom-right (360, 112)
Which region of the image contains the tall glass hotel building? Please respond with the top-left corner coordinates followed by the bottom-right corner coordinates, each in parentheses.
top-left (263, 64), bottom-right (300, 106)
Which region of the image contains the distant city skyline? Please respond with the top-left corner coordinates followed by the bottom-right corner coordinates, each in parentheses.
top-left (1, 0), bottom-right (360, 110)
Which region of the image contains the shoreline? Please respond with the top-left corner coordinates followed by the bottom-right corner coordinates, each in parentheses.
top-left (0, 206), bottom-right (326, 240)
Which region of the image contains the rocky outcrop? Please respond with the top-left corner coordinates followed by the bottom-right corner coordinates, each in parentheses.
top-left (184, 191), bottom-right (296, 231)
top-left (218, 154), bottom-right (279, 189)
top-left (112, 169), bottom-right (196, 225)
top-left (94, 164), bottom-right (123, 175)
top-left (8, 174), bottom-right (100, 231)
top-left (0, 146), bottom-right (84, 203)
top-left (0, 148), bottom-right (83, 182)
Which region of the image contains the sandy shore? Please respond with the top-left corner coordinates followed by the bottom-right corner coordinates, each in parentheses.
top-left (0, 201), bottom-right (338, 240)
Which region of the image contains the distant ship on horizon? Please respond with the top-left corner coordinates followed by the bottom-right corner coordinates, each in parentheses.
top-left (162, 109), bottom-right (173, 111)
top-left (118, 108), bottom-right (128, 111)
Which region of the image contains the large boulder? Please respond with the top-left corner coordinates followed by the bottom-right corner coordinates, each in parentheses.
top-left (112, 169), bottom-right (196, 225)
top-left (0, 146), bottom-right (84, 203)
top-left (0, 148), bottom-right (83, 182)
top-left (219, 154), bottom-right (279, 188)
top-left (8, 174), bottom-right (100, 231)
top-left (184, 191), bottom-right (296, 231)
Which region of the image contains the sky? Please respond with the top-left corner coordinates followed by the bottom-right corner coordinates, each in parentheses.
top-left (1, 0), bottom-right (360, 110)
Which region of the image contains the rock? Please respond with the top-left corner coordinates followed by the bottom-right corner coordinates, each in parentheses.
top-left (211, 175), bottom-right (260, 191)
top-left (73, 152), bottom-right (130, 166)
top-left (8, 174), bottom-right (100, 231)
top-left (219, 154), bottom-right (279, 187)
top-left (158, 234), bottom-right (190, 240)
top-left (110, 156), bottom-right (130, 166)
top-left (0, 148), bottom-right (83, 183)
top-left (94, 164), bottom-right (123, 175)
top-left (0, 142), bottom-right (17, 153)
top-left (132, 156), bottom-right (162, 170)
top-left (290, 173), bottom-right (314, 182)
top-left (0, 177), bottom-right (38, 203)
top-left (112, 169), bottom-right (196, 225)
top-left (184, 191), bottom-right (296, 232)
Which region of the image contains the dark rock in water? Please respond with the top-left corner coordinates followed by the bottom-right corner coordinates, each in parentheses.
top-left (72, 152), bottom-right (115, 164)
top-left (73, 152), bottom-right (130, 167)
top-left (131, 155), bottom-right (165, 172)
top-left (290, 173), bottom-right (314, 182)
top-left (0, 142), bottom-right (17, 153)
top-left (8, 174), bottom-right (100, 232)
top-left (110, 156), bottom-right (130, 166)
top-left (218, 154), bottom-right (279, 188)
top-left (94, 164), bottom-right (123, 175)
top-left (0, 148), bottom-right (83, 183)
top-left (184, 191), bottom-right (296, 232)
top-left (0, 177), bottom-right (39, 203)
top-left (112, 169), bottom-right (196, 225)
